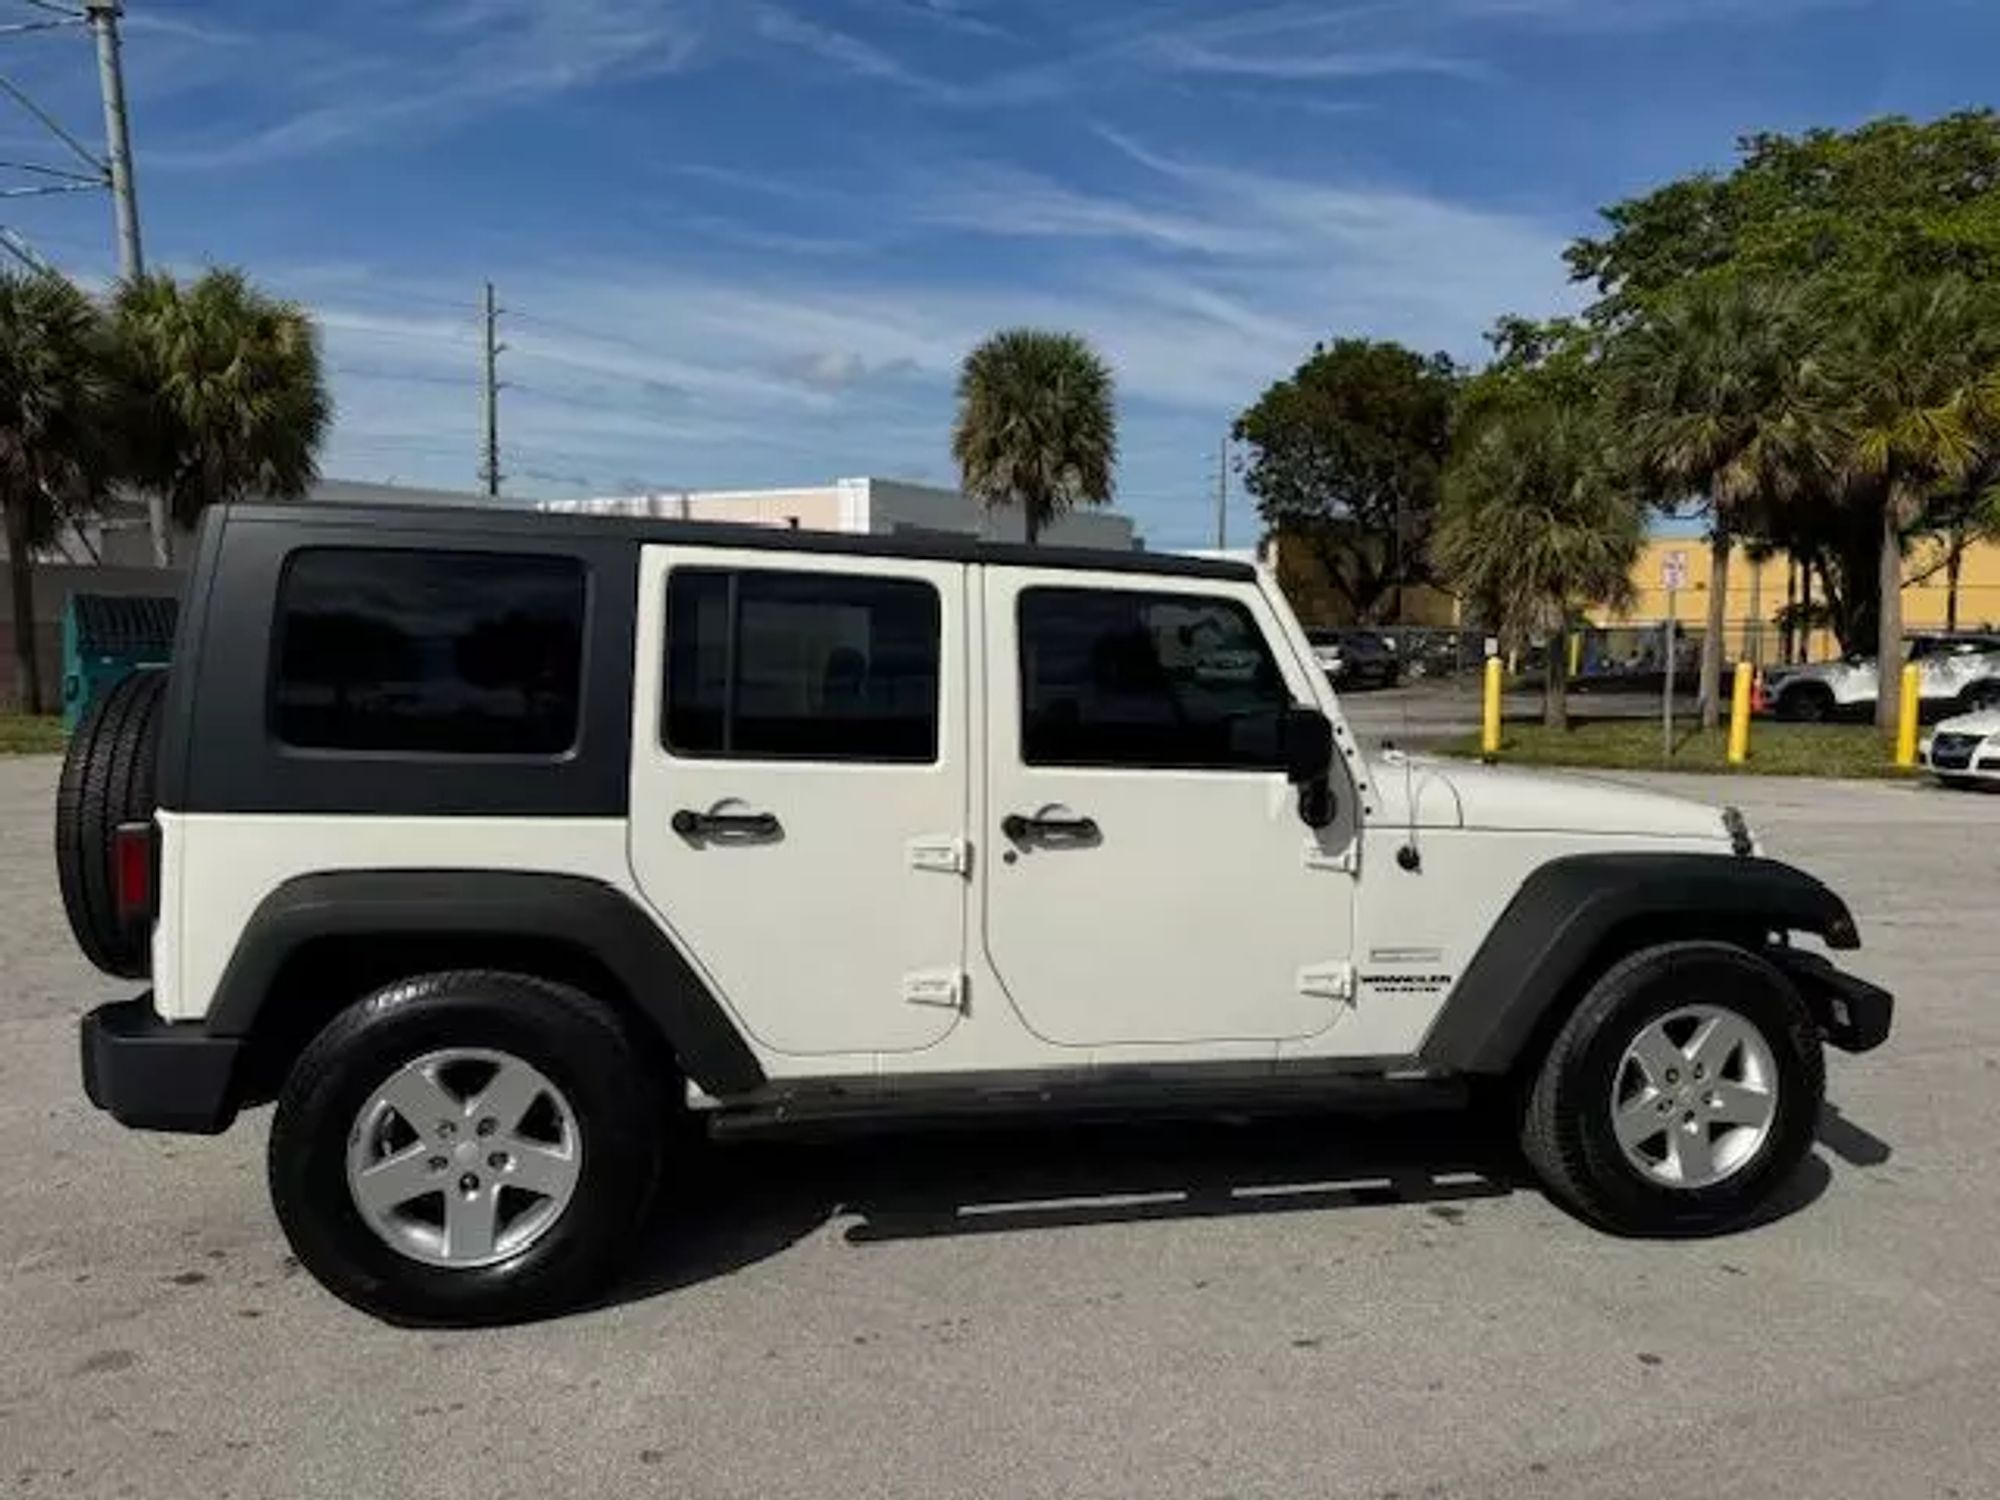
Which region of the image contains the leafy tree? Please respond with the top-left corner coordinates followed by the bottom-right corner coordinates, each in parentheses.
top-left (1608, 279), bottom-right (1833, 725)
top-left (0, 272), bottom-right (114, 713)
top-left (112, 269), bottom-right (330, 564)
top-left (1570, 111), bottom-right (2000, 317)
top-left (1572, 113), bottom-right (2000, 664)
top-left (951, 329), bottom-right (1115, 544)
top-left (1234, 339), bottom-right (1458, 624)
top-left (1824, 277), bottom-right (2000, 726)
top-left (1437, 350), bottom-right (1642, 730)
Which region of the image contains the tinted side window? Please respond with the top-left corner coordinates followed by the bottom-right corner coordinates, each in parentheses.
top-left (665, 568), bottom-right (940, 762)
top-left (1019, 588), bottom-right (1291, 769)
top-left (273, 549), bottom-right (586, 755)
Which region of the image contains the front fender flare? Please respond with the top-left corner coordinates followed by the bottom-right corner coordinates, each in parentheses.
top-left (1416, 852), bottom-right (1859, 1075)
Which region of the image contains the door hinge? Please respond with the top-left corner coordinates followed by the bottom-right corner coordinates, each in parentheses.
top-left (909, 834), bottom-right (970, 875)
top-left (1305, 840), bottom-right (1359, 874)
top-left (902, 968), bottom-right (967, 1011)
top-left (1298, 961), bottom-right (1355, 1003)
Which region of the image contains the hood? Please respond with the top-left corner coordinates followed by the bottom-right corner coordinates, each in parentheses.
top-left (1369, 754), bottom-right (1733, 842)
top-left (1935, 707), bottom-right (2000, 738)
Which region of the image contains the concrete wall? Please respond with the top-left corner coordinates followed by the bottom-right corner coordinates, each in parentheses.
top-left (539, 490), bottom-right (850, 530)
top-left (540, 478), bottom-right (1143, 551)
top-left (863, 478), bottom-right (1138, 549)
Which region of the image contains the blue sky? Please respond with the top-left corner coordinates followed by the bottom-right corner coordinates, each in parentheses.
top-left (3, 0), bottom-right (1996, 547)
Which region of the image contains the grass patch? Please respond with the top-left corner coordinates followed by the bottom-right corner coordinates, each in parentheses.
top-left (0, 714), bottom-right (66, 754)
top-left (1438, 718), bottom-right (1914, 779)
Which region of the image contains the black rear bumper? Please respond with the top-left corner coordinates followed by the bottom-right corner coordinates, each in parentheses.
top-left (81, 996), bottom-right (242, 1134)
top-left (1769, 949), bottom-right (1894, 1054)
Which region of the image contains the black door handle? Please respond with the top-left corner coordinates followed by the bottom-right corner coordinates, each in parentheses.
top-left (672, 808), bottom-right (780, 840)
top-left (1002, 812), bottom-right (1100, 844)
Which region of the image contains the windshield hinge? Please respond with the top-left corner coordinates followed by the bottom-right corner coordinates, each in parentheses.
top-left (1298, 961), bottom-right (1355, 1003)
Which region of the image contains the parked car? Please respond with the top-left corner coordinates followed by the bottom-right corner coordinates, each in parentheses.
top-left (1764, 633), bottom-right (2000, 721)
top-left (64, 502), bottom-right (1889, 1324)
top-left (1919, 705), bottom-right (2000, 788)
top-left (1307, 627), bottom-right (1401, 690)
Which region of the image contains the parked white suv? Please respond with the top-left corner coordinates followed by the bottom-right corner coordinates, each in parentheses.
top-left (63, 505), bottom-right (1891, 1325)
top-left (1766, 634), bottom-right (2000, 721)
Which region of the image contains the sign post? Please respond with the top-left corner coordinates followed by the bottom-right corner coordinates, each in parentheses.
top-left (1661, 551), bottom-right (1688, 762)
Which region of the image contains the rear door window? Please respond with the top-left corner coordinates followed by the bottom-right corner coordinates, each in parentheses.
top-left (664, 567), bottom-right (941, 762)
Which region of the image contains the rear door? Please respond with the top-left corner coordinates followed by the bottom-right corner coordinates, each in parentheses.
top-left (981, 569), bottom-right (1356, 1049)
top-left (628, 547), bottom-right (968, 1057)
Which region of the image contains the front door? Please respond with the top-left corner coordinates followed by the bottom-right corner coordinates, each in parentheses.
top-left (628, 547), bottom-right (968, 1057)
top-left (981, 569), bottom-right (1356, 1049)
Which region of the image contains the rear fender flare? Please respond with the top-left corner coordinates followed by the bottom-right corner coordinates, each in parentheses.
top-left (205, 870), bottom-right (765, 1096)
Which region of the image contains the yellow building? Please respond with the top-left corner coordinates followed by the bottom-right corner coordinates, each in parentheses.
top-left (1263, 525), bottom-right (2000, 663)
top-left (1600, 535), bottom-right (2000, 663)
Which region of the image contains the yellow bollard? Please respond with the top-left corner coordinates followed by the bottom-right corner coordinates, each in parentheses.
top-left (1727, 660), bottom-right (1753, 765)
top-left (1568, 632), bottom-right (1583, 681)
top-left (1894, 662), bottom-right (1920, 768)
top-left (1482, 655), bottom-right (1503, 759)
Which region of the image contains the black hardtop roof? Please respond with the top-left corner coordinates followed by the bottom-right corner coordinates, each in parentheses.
top-left (217, 502), bottom-right (1257, 583)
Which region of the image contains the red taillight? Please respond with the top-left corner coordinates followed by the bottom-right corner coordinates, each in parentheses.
top-left (113, 821), bottom-right (154, 920)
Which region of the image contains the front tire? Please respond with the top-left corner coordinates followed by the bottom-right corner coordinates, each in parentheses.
top-left (1520, 942), bottom-right (1823, 1235)
top-left (269, 971), bottom-right (664, 1326)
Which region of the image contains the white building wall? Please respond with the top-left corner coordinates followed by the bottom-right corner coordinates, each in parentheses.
top-left (539, 477), bottom-right (1141, 551)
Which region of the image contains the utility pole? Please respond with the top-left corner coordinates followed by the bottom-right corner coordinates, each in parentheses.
top-left (82, 1), bottom-right (166, 562)
top-left (480, 280), bottom-right (503, 498)
top-left (1214, 432), bottom-right (1228, 550)
top-left (83, 1), bottom-right (140, 280)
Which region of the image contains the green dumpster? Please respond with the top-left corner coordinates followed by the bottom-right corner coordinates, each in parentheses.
top-left (61, 593), bottom-right (178, 733)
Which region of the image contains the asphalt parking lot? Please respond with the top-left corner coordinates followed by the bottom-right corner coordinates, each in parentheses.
top-left (3, 755), bottom-right (1997, 1500)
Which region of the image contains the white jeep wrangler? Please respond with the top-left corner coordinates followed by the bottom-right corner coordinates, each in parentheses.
top-left (64, 504), bottom-right (1891, 1325)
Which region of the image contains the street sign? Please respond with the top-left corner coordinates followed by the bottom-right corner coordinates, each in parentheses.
top-left (1661, 552), bottom-right (1685, 762)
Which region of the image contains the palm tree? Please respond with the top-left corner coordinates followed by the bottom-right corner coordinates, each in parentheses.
top-left (1923, 459), bottom-right (2000, 633)
top-left (952, 329), bottom-right (1115, 544)
top-left (1610, 279), bottom-right (1830, 726)
top-left (0, 272), bottom-right (114, 713)
top-left (1826, 278), bottom-right (2000, 728)
top-left (112, 269), bottom-right (330, 564)
top-left (1438, 393), bottom-right (1642, 729)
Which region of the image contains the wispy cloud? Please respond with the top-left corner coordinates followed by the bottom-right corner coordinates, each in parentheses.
top-left (151, 0), bottom-right (706, 169)
top-left (853, 0), bottom-right (1016, 42)
top-left (1135, 3), bottom-right (1486, 82)
top-left (297, 121), bottom-right (1573, 510)
top-left (754, 5), bottom-right (918, 85)
top-left (1145, 40), bottom-right (1486, 81)
top-left (917, 165), bottom-right (1278, 256)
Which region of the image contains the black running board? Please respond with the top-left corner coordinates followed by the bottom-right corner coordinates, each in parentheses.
top-left (705, 1061), bottom-right (1467, 1139)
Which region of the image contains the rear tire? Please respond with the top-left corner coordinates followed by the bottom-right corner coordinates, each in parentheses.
top-left (1775, 684), bottom-right (1832, 722)
top-left (54, 668), bottom-right (166, 978)
top-left (269, 970), bottom-right (665, 1326)
top-left (1520, 942), bottom-right (1823, 1236)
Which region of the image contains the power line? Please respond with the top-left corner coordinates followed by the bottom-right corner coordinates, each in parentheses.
top-left (0, 68), bottom-right (102, 173)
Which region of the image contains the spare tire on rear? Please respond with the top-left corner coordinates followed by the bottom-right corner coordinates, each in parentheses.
top-left (56, 669), bottom-right (167, 978)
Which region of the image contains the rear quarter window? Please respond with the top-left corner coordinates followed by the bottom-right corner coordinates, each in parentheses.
top-left (272, 548), bottom-right (587, 755)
